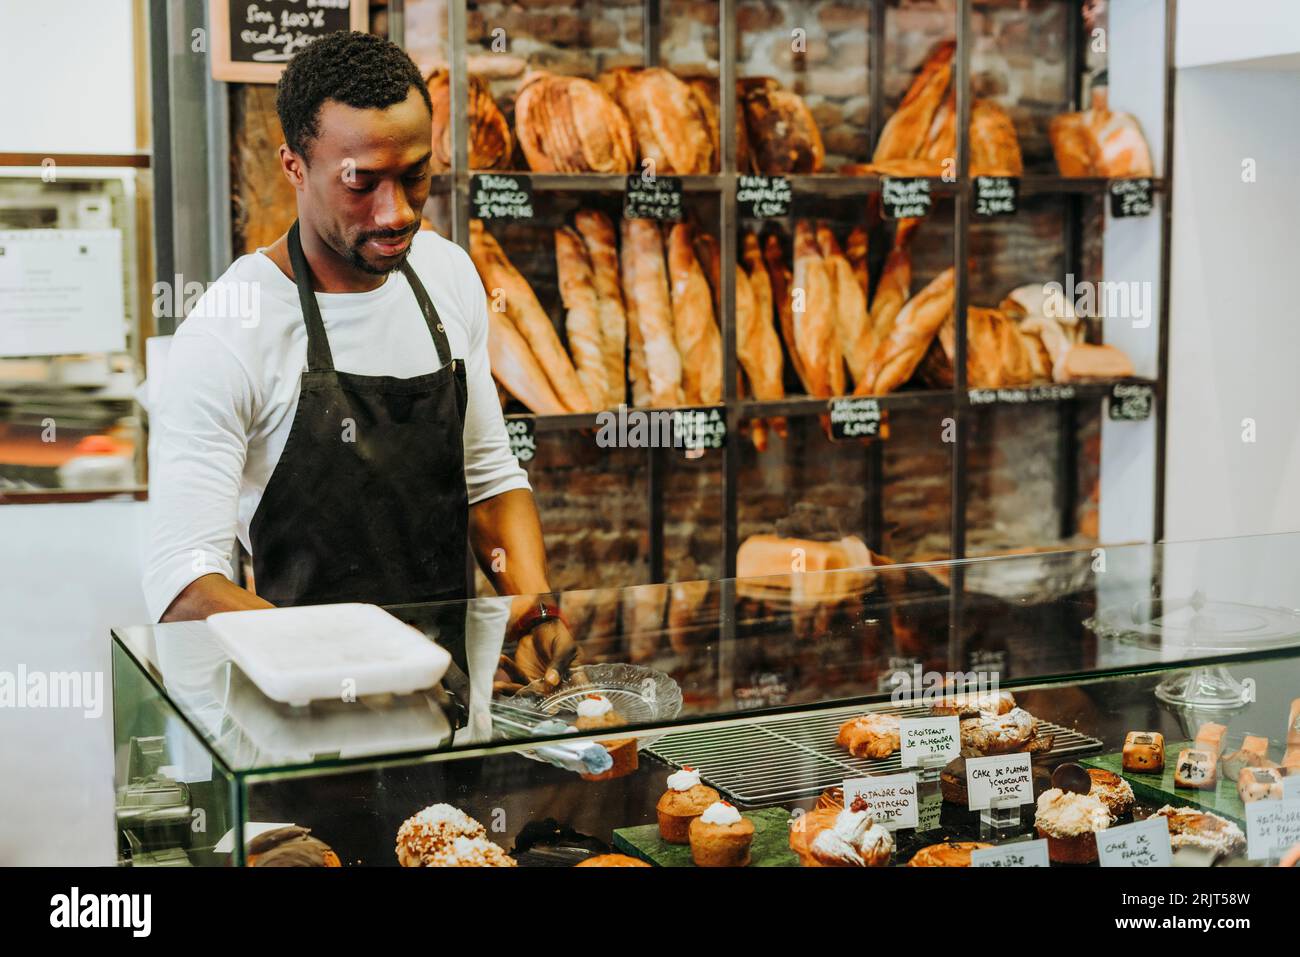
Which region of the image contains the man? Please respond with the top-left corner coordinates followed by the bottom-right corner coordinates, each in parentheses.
top-left (144, 32), bottom-right (573, 689)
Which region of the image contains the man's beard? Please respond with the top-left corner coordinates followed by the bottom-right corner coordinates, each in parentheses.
top-left (336, 226), bottom-right (416, 275)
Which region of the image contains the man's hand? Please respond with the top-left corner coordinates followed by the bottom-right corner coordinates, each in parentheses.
top-left (494, 618), bottom-right (581, 695)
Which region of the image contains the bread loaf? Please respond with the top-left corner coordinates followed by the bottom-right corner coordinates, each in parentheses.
top-left (515, 71), bottom-right (636, 173)
top-left (426, 70), bottom-right (511, 172)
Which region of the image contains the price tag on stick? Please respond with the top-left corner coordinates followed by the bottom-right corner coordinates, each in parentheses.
top-left (971, 839), bottom-right (1050, 867)
top-left (843, 773), bottom-right (919, 830)
top-left (1097, 817), bottom-right (1173, 867)
top-left (899, 716), bottom-right (960, 768)
top-left (965, 753), bottom-right (1034, 810)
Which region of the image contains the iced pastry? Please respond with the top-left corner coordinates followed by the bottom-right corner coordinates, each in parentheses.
top-left (960, 707), bottom-right (1038, 755)
top-left (1122, 731), bottom-right (1164, 773)
top-left (799, 797), bottom-right (893, 867)
top-left (1154, 805), bottom-right (1245, 857)
top-left (688, 801), bottom-right (754, 867)
top-left (655, 766), bottom-right (721, 844)
top-left (1035, 788), bottom-right (1111, 864)
top-left (395, 804), bottom-right (515, 867)
top-left (1086, 768), bottom-right (1135, 821)
top-left (574, 694), bottom-right (639, 781)
top-left (929, 690), bottom-right (1016, 718)
top-left (247, 826), bottom-right (341, 867)
top-left (907, 841), bottom-right (993, 867)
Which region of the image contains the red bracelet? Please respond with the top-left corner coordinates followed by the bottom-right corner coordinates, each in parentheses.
top-left (508, 600), bottom-right (566, 642)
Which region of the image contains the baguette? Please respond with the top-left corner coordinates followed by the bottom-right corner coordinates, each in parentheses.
top-left (765, 232), bottom-right (811, 392)
top-left (574, 210), bottom-right (628, 408)
top-left (792, 220), bottom-right (843, 397)
top-left (818, 224), bottom-right (873, 390)
top-left (866, 267), bottom-right (956, 395)
top-left (486, 310), bottom-right (568, 415)
top-left (666, 224), bottom-right (724, 404)
top-left (469, 220), bottom-right (593, 412)
top-left (1054, 342), bottom-right (1134, 382)
top-left (554, 226), bottom-right (609, 409)
top-left (622, 219), bottom-right (685, 406)
top-left (873, 41), bottom-right (955, 162)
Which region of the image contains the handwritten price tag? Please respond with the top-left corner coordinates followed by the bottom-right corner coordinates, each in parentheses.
top-left (899, 716), bottom-right (960, 767)
top-left (965, 753), bottom-right (1033, 810)
top-left (1246, 798), bottom-right (1300, 861)
top-left (1098, 817), bottom-right (1173, 867)
top-left (843, 773), bottom-right (918, 830)
top-left (881, 177), bottom-right (932, 219)
top-left (971, 839), bottom-right (1049, 867)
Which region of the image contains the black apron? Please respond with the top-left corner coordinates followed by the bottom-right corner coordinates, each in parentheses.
top-left (248, 221), bottom-right (471, 610)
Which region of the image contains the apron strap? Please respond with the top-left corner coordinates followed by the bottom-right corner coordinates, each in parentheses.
top-left (287, 221), bottom-right (336, 373)
top-left (287, 220), bottom-right (455, 373)
top-left (399, 258), bottom-right (454, 369)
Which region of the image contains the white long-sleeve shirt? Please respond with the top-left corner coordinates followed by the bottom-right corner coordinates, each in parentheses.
top-left (143, 231), bottom-right (529, 622)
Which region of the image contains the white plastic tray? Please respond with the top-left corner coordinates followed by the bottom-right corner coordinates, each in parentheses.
top-left (207, 603), bottom-right (450, 706)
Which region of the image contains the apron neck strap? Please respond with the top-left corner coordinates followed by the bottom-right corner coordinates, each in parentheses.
top-left (287, 221), bottom-right (454, 371)
top-left (287, 220), bottom-right (336, 373)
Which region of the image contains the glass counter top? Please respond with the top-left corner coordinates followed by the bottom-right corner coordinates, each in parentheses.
top-left (110, 532), bottom-right (1300, 775)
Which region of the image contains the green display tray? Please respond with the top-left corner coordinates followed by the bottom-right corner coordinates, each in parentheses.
top-left (612, 807), bottom-right (799, 867)
top-left (1081, 741), bottom-right (1247, 825)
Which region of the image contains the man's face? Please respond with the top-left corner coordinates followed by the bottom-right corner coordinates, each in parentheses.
top-left (298, 87), bottom-right (433, 275)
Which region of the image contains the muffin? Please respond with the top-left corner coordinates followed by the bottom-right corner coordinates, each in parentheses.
top-left (655, 766), bottom-right (720, 844)
top-left (907, 841), bottom-right (993, 867)
top-left (576, 854), bottom-right (651, 867)
top-left (247, 826), bottom-right (340, 867)
top-left (688, 801), bottom-right (754, 867)
top-left (797, 798), bottom-right (893, 867)
top-left (395, 804), bottom-right (514, 867)
top-left (1086, 768), bottom-right (1135, 821)
top-left (574, 694), bottom-right (639, 781)
top-left (1035, 788), bottom-right (1111, 864)
top-left (1154, 805), bottom-right (1245, 857)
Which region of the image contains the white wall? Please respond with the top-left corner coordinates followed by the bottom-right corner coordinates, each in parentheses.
top-left (1164, 65), bottom-right (1300, 541)
top-left (0, 0), bottom-right (138, 153)
top-left (0, 501), bottom-right (149, 865)
top-left (1177, 0), bottom-right (1300, 70)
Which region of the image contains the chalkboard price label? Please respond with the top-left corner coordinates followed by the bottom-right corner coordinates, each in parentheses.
top-left (671, 406), bottom-right (726, 452)
top-left (1108, 382), bottom-right (1154, 421)
top-left (973, 176), bottom-right (1019, 217)
top-left (828, 396), bottom-right (885, 440)
top-left (210, 1), bottom-right (368, 83)
top-left (471, 174), bottom-right (534, 221)
top-left (505, 417), bottom-right (536, 463)
top-left (624, 175), bottom-right (684, 222)
top-left (881, 177), bottom-right (932, 219)
top-left (1110, 178), bottom-right (1154, 218)
top-left (736, 175), bottom-right (792, 219)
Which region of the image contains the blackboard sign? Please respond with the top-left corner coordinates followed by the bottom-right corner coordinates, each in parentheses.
top-left (504, 417), bottom-right (536, 462)
top-left (881, 177), bottom-right (932, 219)
top-left (1110, 178), bottom-right (1154, 218)
top-left (471, 174), bottom-right (534, 221)
top-left (1108, 382), bottom-right (1154, 421)
top-left (671, 406), bottom-right (726, 451)
top-left (828, 396), bottom-right (885, 440)
top-left (624, 175), bottom-right (684, 222)
top-left (973, 176), bottom-right (1019, 217)
top-left (211, 1), bottom-right (369, 83)
top-left (736, 175), bottom-right (792, 219)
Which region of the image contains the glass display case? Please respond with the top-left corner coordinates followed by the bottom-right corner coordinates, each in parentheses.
top-left (112, 533), bottom-right (1300, 867)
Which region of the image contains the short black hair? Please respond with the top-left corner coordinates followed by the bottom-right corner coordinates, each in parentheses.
top-left (275, 31), bottom-right (431, 162)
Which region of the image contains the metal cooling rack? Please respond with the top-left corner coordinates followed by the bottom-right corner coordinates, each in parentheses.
top-left (646, 705), bottom-right (1103, 807)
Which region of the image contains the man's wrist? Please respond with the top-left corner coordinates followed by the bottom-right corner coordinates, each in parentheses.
top-left (508, 598), bottom-right (566, 642)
